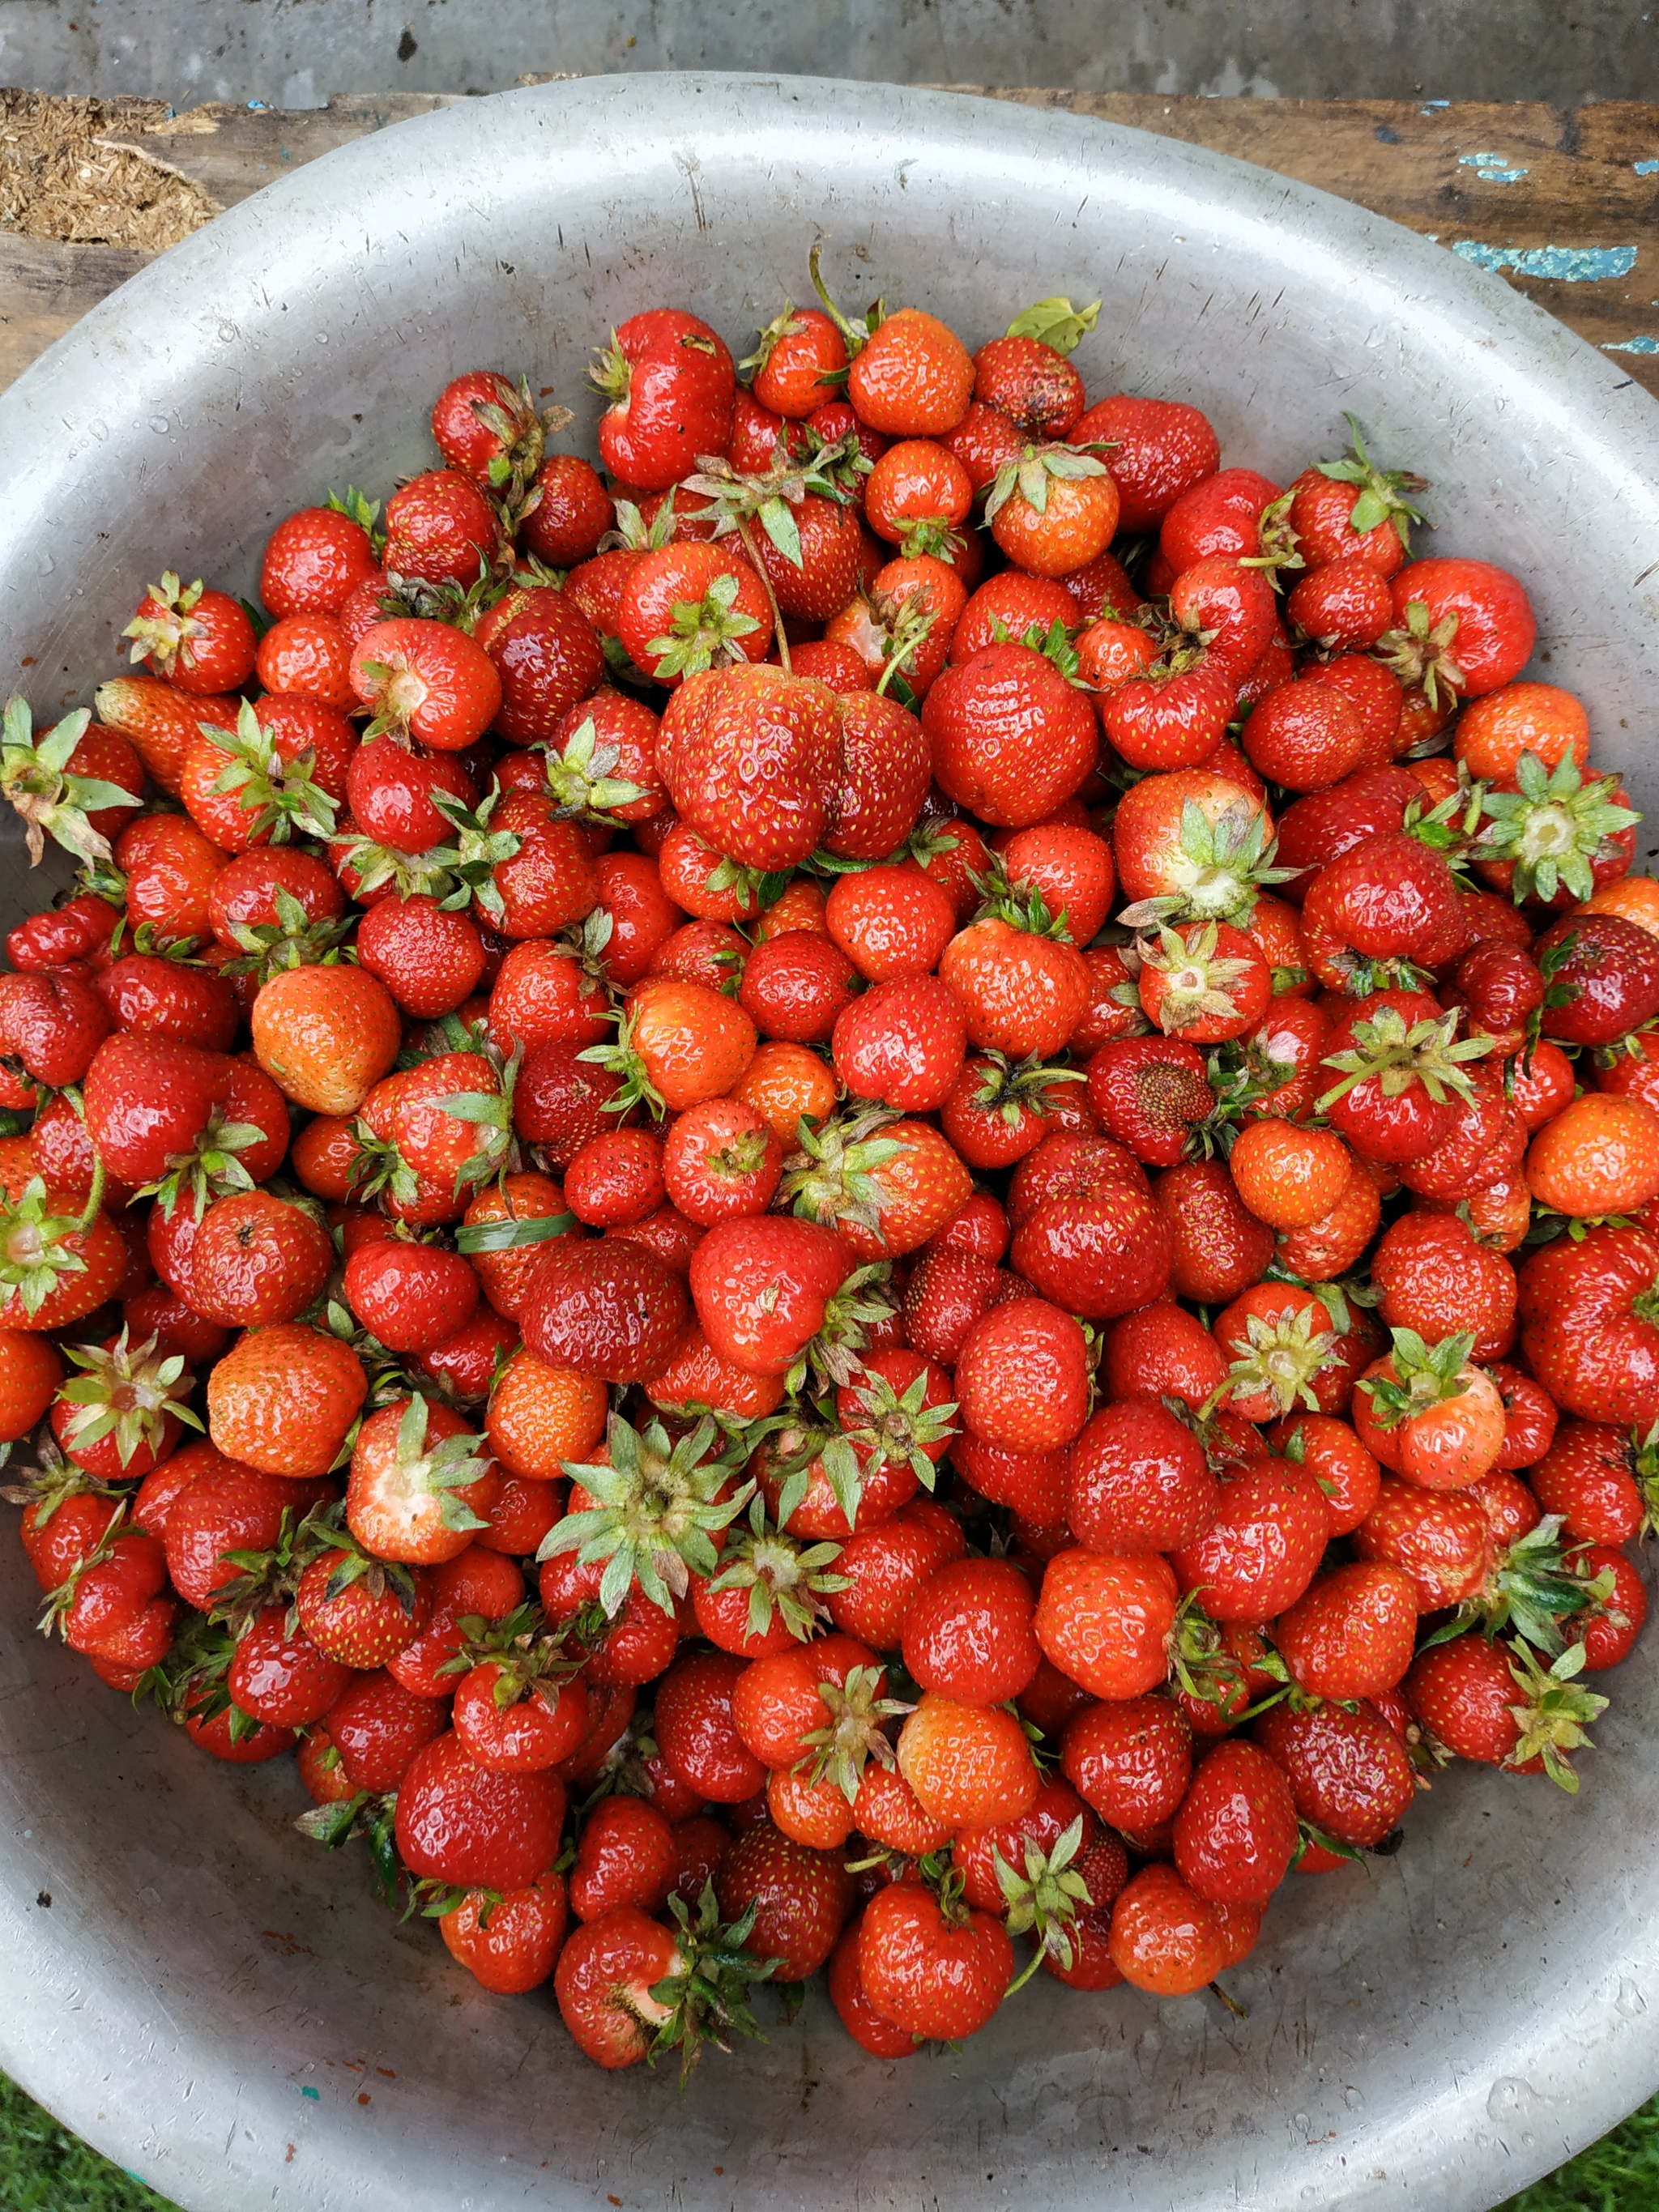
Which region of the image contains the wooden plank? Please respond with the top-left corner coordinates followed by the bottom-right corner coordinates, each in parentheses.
top-left (5, 89), bottom-right (1659, 400)
top-left (98, 92), bottom-right (465, 209)
top-left (0, 231), bottom-right (151, 387)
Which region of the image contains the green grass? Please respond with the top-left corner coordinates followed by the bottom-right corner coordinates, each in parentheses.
top-left (0, 2064), bottom-right (1655, 2211)
top-left (0, 2074), bottom-right (179, 2212)
top-left (1501, 2096), bottom-right (1659, 2212)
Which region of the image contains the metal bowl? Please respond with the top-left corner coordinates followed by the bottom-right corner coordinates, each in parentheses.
top-left (0, 72), bottom-right (1656, 2212)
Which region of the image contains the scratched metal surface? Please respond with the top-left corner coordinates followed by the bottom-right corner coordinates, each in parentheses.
top-left (0, 72), bottom-right (1657, 2212)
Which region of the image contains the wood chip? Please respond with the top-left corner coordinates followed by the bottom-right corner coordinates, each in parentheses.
top-left (0, 89), bottom-right (218, 249)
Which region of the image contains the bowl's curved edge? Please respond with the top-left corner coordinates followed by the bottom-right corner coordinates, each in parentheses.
top-left (0, 70), bottom-right (1656, 2212)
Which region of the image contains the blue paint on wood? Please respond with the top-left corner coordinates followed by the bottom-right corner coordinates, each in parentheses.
top-left (1636, 160), bottom-right (1659, 175)
top-left (1460, 151), bottom-right (1529, 181)
top-left (1452, 241), bottom-right (1640, 280)
top-left (1605, 335), bottom-right (1659, 352)
top-left (1422, 99), bottom-right (1451, 110)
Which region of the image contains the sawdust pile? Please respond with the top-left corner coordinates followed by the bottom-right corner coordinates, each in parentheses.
top-left (0, 90), bottom-right (217, 249)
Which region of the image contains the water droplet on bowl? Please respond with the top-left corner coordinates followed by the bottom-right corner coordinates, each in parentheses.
top-left (149, 415), bottom-right (170, 434)
top-left (1293, 2112), bottom-right (1311, 2133)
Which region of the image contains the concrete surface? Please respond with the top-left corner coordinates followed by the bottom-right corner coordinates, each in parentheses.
top-left (0, 0), bottom-right (1653, 110)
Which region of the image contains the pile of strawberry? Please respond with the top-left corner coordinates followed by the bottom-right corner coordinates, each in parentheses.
top-left (2, 256), bottom-right (1657, 2076)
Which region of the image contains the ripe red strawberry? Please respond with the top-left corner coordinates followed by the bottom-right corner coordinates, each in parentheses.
top-left (1102, 1300), bottom-right (1228, 1412)
top-left (831, 975), bottom-right (966, 1114)
top-left (955, 1298), bottom-right (1091, 1452)
top-left (954, 1432), bottom-right (1068, 1527)
top-left (715, 1820), bottom-right (852, 1980)
top-left (1160, 466), bottom-right (1282, 572)
top-left (1301, 831), bottom-right (1467, 991)
top-left (343, 1239), bottom-right (480, 1353)
top-left (186, 1191), bottom-right (333, 1328)
top-left (440, 1869), bottom-right (569, 1995)
top-left (923, 644), bottom-right (1097, 827)
top-left (1518, 1225), bottom-right (1659, 1429)
top-left (1318, 989), bottom-right (1493, 1165)
top-left (1274, 1561), bottom-right (1418, 1700)
top-left (1384, 557), bottom-right (1535, 698)
top-left (1070, 394), bottom-right (1219, 531)
top-left (822, 691), bottom-right (931, 860)
top-left (1525, 1421), bottom-right (1644, 1545)
top-left (1254, 1699), bottom-right (1416, 1846)
top-left (343, 736), bottom-right (476, 854)
top-left (382, 469), bottom-right (498, 586)
top-left (1169, 1460), bottom-right (1327, 1621)
top-left (520, 1238), bottom-right (688, 1383)
top-left (552, 1906), bottom-right (685, 2069)
top-left (1535, 912), bottom-right (1659, 1049)
top-left (296, 1546), bottom-right (433, 1668)
top-left (738, 933), bottom-right (857, 1043)
top-left (261, 503), bottom-right (383, 618)
top-left (228, 1608), bottom-right (353, 1728)
top-left (1406, 1636), bottom-right (1606, 1788)
top-left (1065, 1397), bottom-right (1217, 1554)
top-left (1085, 1034), bottom-right (1213, 1166)
top-left (902, 1556), bottom-right (1041, 1706)
top-left (96, 948), bottom-right (237, 1051)
top-left (1353, 1478), bottom-right (1493, 1609)
top-left (783, 1111), bottom-right (970, 1261)
top-left (480, 588), bottom-right (605, 742)
top-left (345, 1396), bottom-right (497, 1566)
top-left (1172, 1740), bottom-right (1299, 1906)
top-left (1010, 1178), bottom-right (1174, 1321)
top-left (163, 1460), bottom-right (322, 1612)
top-left (124, 572), bottom-right (257, 693)
top-left (854, 1881), bottom-right (1012, 2040)
top-left (395, 1729), bottom-right (565, 1890)
top-left (656, 1648), bottom-right (770, 1802)
top-left (939, 906), bottom-right (1090, 1059)
top-left (356, 893), bottom-right (485, 1017)
top-left (1060, 1695), bottom-right (1192, 1830)
top-left (594, 309), bottom-right (736, 491)
top-left (1034, 1548), bottom-right (1177, 1700)
top-left (1107, 1864), bottom-right (1232, 1996)
top-left (350, 617), bottom-right (501, 752)
top-left (829, 1916), bottom-right (921, 2056)
top-left (454, 1658), bottom-right (591, 1775)
top-left (662, 664), bottom-right (838, 867)
top-left (0, 967), bottom-right (110, 1088)
top-left (826, 1494), bottom-right (967, 1649)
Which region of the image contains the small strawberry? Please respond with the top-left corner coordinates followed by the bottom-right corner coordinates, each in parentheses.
top-left (206, 1321), bottom-right (368, 1477)
top-left (830, 975), bottom-right (966, 1114)
top-left (123, 570), bottom-right (257, 693)
top-left (857, 1880), bottom-right (1013, 2041)
top-left (1169, 1459), bottom-right (1327, 1620)
top-left (261, 501), bottom-right (384, 618)
top-left (1034, 1548), bottom-right (1177, 1700)
top-left (955, 1298), bottom-right (1091, 1453)
top-left (1107, 1863), bottom-right (1231, 1997)
top-left (923, 644), bottom-right (1098, 829)
top-left (1405, 1635), bottom-right (1606, 1791)
top-left (383, 469), bottom-right (499, 586)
